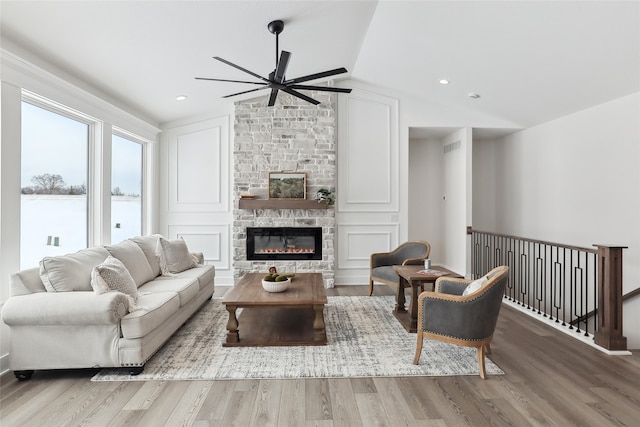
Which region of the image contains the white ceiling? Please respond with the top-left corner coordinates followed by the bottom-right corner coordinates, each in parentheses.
top-left (1, 1), bottom-right (638, 128)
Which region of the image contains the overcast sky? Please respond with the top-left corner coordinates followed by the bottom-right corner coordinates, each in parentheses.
top-left (21, 102), bottom-right (142, 195)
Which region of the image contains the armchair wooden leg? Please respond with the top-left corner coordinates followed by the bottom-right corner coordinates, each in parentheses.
top-left (485, 343), bottom-right (491, 354)
top-left (369, 279), bottom-right (374, 296)
top-left (413, 333), bottom-right (424, 365)
top-left (477, 345), bottom-right (487, 379)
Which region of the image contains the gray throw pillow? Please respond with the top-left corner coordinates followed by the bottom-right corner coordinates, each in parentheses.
top-left (156, 237), bottom-right (198, 275)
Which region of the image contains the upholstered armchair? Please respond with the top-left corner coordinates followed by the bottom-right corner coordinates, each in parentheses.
top-left (369, 240), bottom-right (431, 296)
top-left (413, 265), bottom-right (509, 379)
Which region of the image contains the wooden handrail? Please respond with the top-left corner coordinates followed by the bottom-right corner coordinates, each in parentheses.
top-left (571, 285), bottom-right (640, 326)
top-left (624, 286), bottom-right (640, 301)
top-left (469, 229), bottom-right (596, 254)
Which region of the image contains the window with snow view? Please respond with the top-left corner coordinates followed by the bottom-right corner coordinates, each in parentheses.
top-left (21, 100), bottom-right (89, 269)
top-left (111, 133), bottom-right (143, 241)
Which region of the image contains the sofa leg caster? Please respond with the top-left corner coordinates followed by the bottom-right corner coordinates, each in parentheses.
top-left (14, 370), bottom-right (34, 381)
top-left (128, 366), bottom-right (144, 376)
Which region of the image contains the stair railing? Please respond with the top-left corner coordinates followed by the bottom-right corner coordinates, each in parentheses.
top-left (470, 229), bottom-right (627, 352)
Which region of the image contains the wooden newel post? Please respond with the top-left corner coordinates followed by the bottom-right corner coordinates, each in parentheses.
top-left (593, 244), bottom-right (627, 351)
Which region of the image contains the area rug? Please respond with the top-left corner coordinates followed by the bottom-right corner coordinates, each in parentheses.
top-left (92, 296), bottom-right (503, 381)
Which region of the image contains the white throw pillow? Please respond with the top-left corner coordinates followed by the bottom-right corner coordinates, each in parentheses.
top-left (462, 276), bottom-right (488, 296)
top-left (91, 256), bottom-right (142, 312)
top-left (129, 234), bottom-right (163, 277)
top-left (40, 247), bottom-right (110, 292)
top-left (156, 237), bottom-right (198, 275)
top-left (106, 240), bottom-right (155, 287)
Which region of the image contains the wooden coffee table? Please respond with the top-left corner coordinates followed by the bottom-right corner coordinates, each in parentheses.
top-left (221, 272), bottom-right (328, 347)
top-left (392, 265), bottom-right (462, 333)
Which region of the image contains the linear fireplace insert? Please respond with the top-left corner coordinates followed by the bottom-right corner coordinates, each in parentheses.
top-left (246, 227), bottom-right (322, 261)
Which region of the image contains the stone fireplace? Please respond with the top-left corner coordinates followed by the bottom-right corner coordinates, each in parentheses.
top-left (232, 91), bottom-right (336, 287)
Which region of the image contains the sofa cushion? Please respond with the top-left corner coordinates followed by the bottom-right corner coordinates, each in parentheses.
top-left (168, 265), bottom-right (215, 291)
top-left (106, 240), bottom-right (155, 287)
top-left (40, 247), bottom-right (110, 292)
top-left (120, 292), bottom-right (180, 339)
top-left (90, 256), bottom-right (143, 314)
top-left (157, 237), bottom-right (198, 275)
top-left (129, 234), bottom-right (162, 278)
top-left (139, 277), bottom-right (200, 307)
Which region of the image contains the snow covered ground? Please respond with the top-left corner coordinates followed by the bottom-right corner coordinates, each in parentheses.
top-left (20, 195), bottom-right (141, 269)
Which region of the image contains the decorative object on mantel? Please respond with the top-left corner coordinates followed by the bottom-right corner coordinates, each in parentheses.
top-left (268, 172), bottom-right (306, 200)
top-left (316, 188), bottom-right (335, 206)
top-left (195, 20), bottom-right (352, 107)
top-left (240, 194), bottom-right (256, 199)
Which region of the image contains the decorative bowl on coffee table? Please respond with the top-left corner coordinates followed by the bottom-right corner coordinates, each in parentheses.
top-left (262, 278), bottom-right (291, 293)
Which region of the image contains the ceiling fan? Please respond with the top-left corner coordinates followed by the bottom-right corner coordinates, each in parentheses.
top-left (196, 20), bottom-right (352, 106)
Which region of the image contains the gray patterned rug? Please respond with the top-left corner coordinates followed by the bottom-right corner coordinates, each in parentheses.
top-left (92, 296), bottom-right (503, 381)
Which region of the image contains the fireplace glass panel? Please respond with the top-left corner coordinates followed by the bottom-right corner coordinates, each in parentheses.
top-left (247, 227), bottom-right (322, 260)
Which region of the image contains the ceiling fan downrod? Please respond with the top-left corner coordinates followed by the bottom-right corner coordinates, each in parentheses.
top-left (268, 20), bottom-right (284, 70)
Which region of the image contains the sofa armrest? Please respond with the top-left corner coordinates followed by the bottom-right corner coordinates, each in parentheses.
top-left (1, 292), bottom-right (129, 326)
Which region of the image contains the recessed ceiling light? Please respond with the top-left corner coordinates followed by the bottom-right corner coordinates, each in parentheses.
top-left (439, 79), bottom-right (450, 85)
top-left (176, 95), bottom-right (188, 101)
top-left (468, 92), bottom-right (480, 99)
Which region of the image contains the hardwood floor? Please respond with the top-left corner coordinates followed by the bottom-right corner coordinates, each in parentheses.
top-left (2, 285), bottom-right (639, 426)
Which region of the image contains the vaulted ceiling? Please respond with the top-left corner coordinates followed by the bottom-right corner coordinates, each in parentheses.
top-left (1, 1), bottom-right (638, 128)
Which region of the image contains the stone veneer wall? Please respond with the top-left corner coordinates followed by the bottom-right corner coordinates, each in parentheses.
top-left (233, 91), bottom-right (336, 287)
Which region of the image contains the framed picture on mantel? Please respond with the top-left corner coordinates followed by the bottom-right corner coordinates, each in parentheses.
top-left (268, 172), bottom-right (306, 200)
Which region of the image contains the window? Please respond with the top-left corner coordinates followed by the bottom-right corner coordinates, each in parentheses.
top-left (111, 133), bottom-right (143, 242)
top-left (21, 100), bottom-right (89, 269)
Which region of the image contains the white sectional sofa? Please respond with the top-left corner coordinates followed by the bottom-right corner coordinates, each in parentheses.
top-left (1, 234), bottom-right (215, 380)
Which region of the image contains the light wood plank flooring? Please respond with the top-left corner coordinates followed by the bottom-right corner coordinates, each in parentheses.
top-left (2, 285), bottom-right (639, 426)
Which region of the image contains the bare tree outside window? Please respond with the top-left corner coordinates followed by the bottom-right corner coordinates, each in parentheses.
top-left (31, 173), bottom-right (66, 194)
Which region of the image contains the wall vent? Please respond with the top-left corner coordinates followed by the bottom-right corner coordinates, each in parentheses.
top-left (444, 140), bottom-right (461, 154)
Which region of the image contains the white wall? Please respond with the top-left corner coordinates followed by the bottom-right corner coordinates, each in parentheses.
top-left (473, 92), bottom-right (640, 348)
top-left (159, 116), bottom-right (233, 285)
top-left (442, 128), bottom-right (472, 275)
top-left (336, 80), bottom-right (519, 285)
top-left (409, 128), bottom-right (473, 275)
top-left (408, 138), bottom-right (444, 263)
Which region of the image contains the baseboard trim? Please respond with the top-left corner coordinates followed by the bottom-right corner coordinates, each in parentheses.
top-left (502, 299), bottom-right (632, 356)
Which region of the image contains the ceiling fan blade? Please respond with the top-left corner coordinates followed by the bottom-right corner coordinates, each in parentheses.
top-left (290, 85), bottom-right (352, 93)
top-left (285, 67), bottom-right (348, 84)
top-left (195, 77), bottom-right (268, 85)
top-left (274, 51), bottom-right (291, 83)
top-left (222, 86), bottom-right (269, 98)
top-left (213, 57), bottom-right (269, 83)
top-left (282, 88), bottom-right (320, 105)
top-left (268, 89), bottom-right (279, 107)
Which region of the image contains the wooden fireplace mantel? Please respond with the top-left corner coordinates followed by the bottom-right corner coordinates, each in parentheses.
top-left (238, 199), bottom-right (331, 210)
